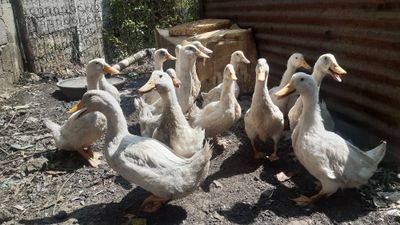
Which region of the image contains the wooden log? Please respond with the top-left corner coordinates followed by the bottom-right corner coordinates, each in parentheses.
top-left (112, 48), bottom-right (155, 71)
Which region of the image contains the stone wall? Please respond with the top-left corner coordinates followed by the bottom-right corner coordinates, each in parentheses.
top-left (0, 0), bottom-right (23, 93)
top-left (0, 0), bottom-right (104, 93)
top-left (14, 0), bottom-right (104, 75)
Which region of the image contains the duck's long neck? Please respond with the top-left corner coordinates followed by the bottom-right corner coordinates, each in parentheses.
top-left (230, 59), bottom-right (239, 73)
top-left (311, 65), bottom-right (325, 87)
top-left (251, 73), bottom-right (273, 108)
top-left (279, 64), bottom-right (296, 88)
top-left (160, 89), bottom-right (187, 123)
top-left (298, 90), bottom-right (324, 132)
top-left (154, 59), bottom-right (164, 71)
top-left (176, 56), bottom-right (196, 100)
top-left (87, 71), bottom-right (100, 90)
top-left (102, 102), bottom-right (130, 159)
top-left (220, 78), bottom-right (236, 106)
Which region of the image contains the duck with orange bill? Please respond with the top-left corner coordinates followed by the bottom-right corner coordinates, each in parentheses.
top-left (44, 59), bottom-right (120, 167)
top-left (69, 90), bottom-right (212, 213)
top-left (189, 64), bottom-right (241, 137)
top-left (138, 70), bottom-right (206, 158)
top-left (275, 72), bottom-right (386, 206)
top-left (244, 58), bottom-right (284, 161)
top-left (288, 53), bottom-right (347, 131)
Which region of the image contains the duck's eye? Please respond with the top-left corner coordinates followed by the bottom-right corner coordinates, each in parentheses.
top-left (295, 57), bottom-right (298, 59)
top-left (300, 78), bottom-right (305, 81)
top-left (324, 56), bottom-right (328, 61)
top-left (159, 75), bottom-right (163, 78)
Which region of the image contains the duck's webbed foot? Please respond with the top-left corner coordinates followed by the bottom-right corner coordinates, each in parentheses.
top-left (140, 195), bottom-right (170, 213)
top-left (78, 148), bottom-right (102, 168)
top-left (250, 140), bottom-right (267, 160)
top-left (291, 192), bottom-right (325, 206)
top-left (267, 153), bottom-right (279, 162)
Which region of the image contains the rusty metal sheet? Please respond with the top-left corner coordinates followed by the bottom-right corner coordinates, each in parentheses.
top-left (203, 0), bottom-right (400, 164)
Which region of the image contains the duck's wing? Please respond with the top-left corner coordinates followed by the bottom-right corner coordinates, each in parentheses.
top-left (118, 135), bottom-right (189, 169)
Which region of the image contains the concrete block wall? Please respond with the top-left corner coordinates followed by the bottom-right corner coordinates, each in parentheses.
top-left (15, 0), bottom-right (104, 76)
top-left (0, 0), bottom-right (23, 93)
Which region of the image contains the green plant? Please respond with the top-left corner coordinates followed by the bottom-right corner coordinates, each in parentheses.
top-left (103, 0), bottom-right (199, 60)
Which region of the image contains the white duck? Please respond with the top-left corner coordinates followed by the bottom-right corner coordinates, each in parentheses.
top-left (143, 48), bottom-right (176, 105)
top-left (136, 69), bottom-right (182, 137)
top-left (275, 73), bottom-right (386, 206)
top-left (201, 50), bottom-right (250, 107)
top-left (189, 64), bottom-right (241, 137)
top-left (70, 90), bottom-right (212, 212)
top-left (138, 71), bottom-right (205, 158)
top-left (44, 59), bottom-right (120, 167)
top-left (269, 53), bottom-right (311, 115)
top-left (175, 44), bottom-right (210, 113)
top-left (288, 54), bottom-right (347, 131)
top-left (244, 58), bottom-right (284, 160)
top-left (94, 59), bottom-right (122, 103)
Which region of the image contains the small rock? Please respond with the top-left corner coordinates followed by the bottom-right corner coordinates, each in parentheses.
top-left (26, 72), bottom-right (41, 82)
top-left (13, 204), bottom-right (24, 211)
top-left (55, 210), bottom-right (68, 220)
top-left (212, 180), bottom-right (223, 189)
top-left (0, 92), bottom-right (11, 100)
top-left (25, 165), bottom-right (37, 173)
top-left (212, 211), bottom-right (224, 221)
top-left (386, 209), bottom-right (400, 217)
top-left (31, 156), bottom-right (48, 169)
top-left (0, 208), bottom-right (12, 223)
top-left (26, 116), bottom-right (39, 124)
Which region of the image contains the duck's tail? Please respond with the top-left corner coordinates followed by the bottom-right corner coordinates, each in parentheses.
top-left (44, 118), bottom-right (61, 142)
top-left (189, 141), bottom-right (213, 183)
top-left (134, 97), bottom-right (143, 111)
top-left (366, 140), bottom-right (386, 166)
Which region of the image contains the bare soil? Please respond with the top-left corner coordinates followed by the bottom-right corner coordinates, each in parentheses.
top-left (0, 70), bottom-right (399, 225)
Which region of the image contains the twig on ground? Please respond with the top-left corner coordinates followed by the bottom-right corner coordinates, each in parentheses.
top-left (1, 112), bottom-right (16, 132)
top-left (0, 146), bottom-right (10, 155)
top-left (52, 172), bottom-right (76, 216)
top-left (0, 149), bottom-right (55, 166)
top-left (17, 112), bottom-right (31, 129)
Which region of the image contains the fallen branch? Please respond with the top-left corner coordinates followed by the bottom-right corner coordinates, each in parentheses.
top-left (52, 172), bottom-right (76, 216)
top-left (112, 48), bottom-right (155, 71)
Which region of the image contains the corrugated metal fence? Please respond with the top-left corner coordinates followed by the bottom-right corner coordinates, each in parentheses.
top-left (203, 0), bottom-right (400, 164)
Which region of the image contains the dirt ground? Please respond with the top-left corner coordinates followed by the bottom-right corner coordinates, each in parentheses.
top-left (0, 65), bottom-right (399, 225)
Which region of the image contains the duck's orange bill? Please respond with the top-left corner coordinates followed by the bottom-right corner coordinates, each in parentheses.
top-left (166, 53), bottom-right (176, 60)
top-left (68, 101), bottom-right (84, 113)
top-left (275, 82), bottom-right (296, 100)
top-left (103, 65), bottom-right (120, 75)
top-left (172, 77), bottom-right (182, 88)
top-left (138, 80), bottom-right (156, 95)
top-left (301, 60), bottom-right (312, 70)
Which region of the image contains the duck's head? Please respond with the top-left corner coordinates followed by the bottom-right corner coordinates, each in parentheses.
top-left (224, 64), bottom-right (237, 81)
top-left (86, 58), bottom-right (120, 77)
top-left (255, 58), bottom-right (269, 81)
top-left (189, 41), bottom-right (213, 54)
top-left (138, 71), bottom-right (180, 95)
top-left (69, 90), bottom-right (115, 118)
top-left (315, 53), bottom-right (347, 82)
top-left (180, 44), bottom-right (210, 60)
top-left (231, 50), bottom-right (250, 64)
top-left (166, 68), bottom-right (182, 88)
top-left (275, 72), bottom-right (317, 100)
top-left (154, 48), bottom-right (176, 63)
top-left (288, 53), bottom-right (311, 70)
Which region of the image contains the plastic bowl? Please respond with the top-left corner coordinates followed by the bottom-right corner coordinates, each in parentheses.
top-left (56, 76), bottom-right (126, 100)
